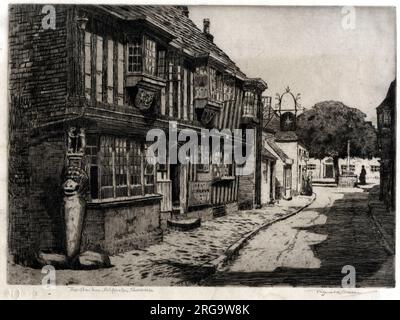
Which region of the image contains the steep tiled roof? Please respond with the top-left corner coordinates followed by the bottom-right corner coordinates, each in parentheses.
top-left (275, 130), bottom-right (298, 142)
top-left (263, 107), bottom-right (281, 133)
top-left (98, 5), bottom-right (247, 79)
top-left (266, 139), bottom-right (289, 162)
top-left (262, 147), bottom-right (278, 161)
top-left (377, 79), bottom-right (396, 111)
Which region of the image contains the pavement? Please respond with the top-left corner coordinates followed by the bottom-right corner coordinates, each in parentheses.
top-left (203, 186), bottom-right (394, 287)
top-left (8, 194), bottom-right (313, 286)
top-left (368, 185), bottom-right (395, 255)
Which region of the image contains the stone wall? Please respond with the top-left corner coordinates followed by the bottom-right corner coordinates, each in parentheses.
top-left (83, 199), bottom-right (163, 255)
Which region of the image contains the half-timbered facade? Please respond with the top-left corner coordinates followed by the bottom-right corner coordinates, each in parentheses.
top-left (9, 5), bottom-right (267, 263)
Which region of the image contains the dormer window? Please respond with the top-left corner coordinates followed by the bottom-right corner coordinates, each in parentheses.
top-left (193, 58), bottom-right (225, 126)
top-left (125, 35), bottom-right (167, 111)
top-left (126, 36), bottom-right (166, 80)
top-left (241, 78), bottom-right (267, 124)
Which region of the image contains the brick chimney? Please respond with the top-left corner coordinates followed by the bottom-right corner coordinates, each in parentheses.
top-left (203, 18), bottom-right (214, 42)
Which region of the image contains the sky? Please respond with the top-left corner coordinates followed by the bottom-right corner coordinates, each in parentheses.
top-left (189, 6), bottom-right (396, 125)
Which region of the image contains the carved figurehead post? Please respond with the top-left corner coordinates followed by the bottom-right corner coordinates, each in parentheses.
top-left (63, 127), bottom-right (88, 259)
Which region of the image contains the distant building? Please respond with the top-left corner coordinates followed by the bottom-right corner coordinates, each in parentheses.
top-left (273, 87), bottom-right (309, 197)
top-left (307, 157), bottom-right (380, 183)
top-left (376, 79), bottom-right (396, 211)
top-left (261, 105), bottom-right (292, 203)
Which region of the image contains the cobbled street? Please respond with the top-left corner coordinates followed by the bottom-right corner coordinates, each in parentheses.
top-left (8, 196), bottom-right (312, 286)
top-left (203, 186), bottom-right (394, 287)
top-left (9, 186), bottom-right (393, 287)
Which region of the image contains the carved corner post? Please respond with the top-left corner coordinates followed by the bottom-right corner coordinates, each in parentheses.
top-left (62, 127), bottom-right (88, 259)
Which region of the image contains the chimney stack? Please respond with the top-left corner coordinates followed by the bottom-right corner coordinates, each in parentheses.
top-left (203, 18), bottom-right (214, 42)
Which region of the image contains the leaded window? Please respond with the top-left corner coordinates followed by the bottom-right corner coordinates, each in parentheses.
top-left (92, 136), bottom-right (156, 200)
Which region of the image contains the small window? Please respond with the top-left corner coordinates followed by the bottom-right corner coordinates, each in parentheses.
top-left (243, 91), bottom-right (256, 116)
top-left (157, 50), bottom-right (166, 79)
top-left (383, 109), bottom-right (391, 127)
top-left (127, 38), bottom-right (142, 73)
top-left (370, 165), bottom-right (380, 172)
top-left (307, 164), bottom-right (316, 170)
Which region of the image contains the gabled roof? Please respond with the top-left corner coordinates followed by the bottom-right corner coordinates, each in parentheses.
top-left (263, 107), bottom-right (281, 133)
top-left (377, 79), bottom-right (396, 111)
top-left (262, 147), bottom-right (278, 161)
top-left (266, 139), bottom-right (289, 162)
top-left (98, 5), bottom-right (247, 79)
top-left (275, 131), bottom-right (298, 142)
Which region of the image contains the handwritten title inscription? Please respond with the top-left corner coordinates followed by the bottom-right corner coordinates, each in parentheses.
top-left (188, 181), bottom-right (211, 206)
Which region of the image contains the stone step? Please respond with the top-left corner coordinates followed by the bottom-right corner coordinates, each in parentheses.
top-left (167, 217), bottom-right (201, 231)
top-left (213, 205), bottom-right (226, 218)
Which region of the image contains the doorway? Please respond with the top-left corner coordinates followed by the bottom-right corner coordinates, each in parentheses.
top-left (325, 164), bottom-right (334, 178)
top-left (270, 161), bottom-right (275, 201)
top-left (283, 165), bottom-right (292, 200)
top-left (170, 164), bottom-right (180, 206)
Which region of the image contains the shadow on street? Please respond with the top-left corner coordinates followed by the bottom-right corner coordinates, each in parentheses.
top-left (201, 188), bottom-right (395, 287)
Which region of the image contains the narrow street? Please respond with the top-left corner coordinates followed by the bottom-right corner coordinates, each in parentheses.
top-left (203, 186), bottom-right (394, 287)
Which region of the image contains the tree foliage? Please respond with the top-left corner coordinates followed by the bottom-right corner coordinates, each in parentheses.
top-left (296, 101), bottom-right (378, 160)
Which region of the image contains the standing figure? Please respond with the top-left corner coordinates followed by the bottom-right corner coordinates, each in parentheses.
top-left (359, 165), bottom-right (367, 185)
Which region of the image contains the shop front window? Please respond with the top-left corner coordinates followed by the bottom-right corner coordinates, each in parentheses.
top-left (89, 136), bottom-right (156, 200)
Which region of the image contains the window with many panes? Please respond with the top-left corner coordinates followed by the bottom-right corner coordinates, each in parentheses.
top-left (157, 50), bottom-right (166, 79)
top-left (144, 39), bottom-right (157, 75)
top-left (100, 136), bottom-right (114, 199)
top-left (128, 140), bottom-right (143, 196)
top-left (127, 38), bottom-right (142, 73)
top-left (127, 37), bottom-right (166, 80)
top-left (243, 91), bottom-right (256, 116)
top-left (90, 136), bottom-right (156, 200)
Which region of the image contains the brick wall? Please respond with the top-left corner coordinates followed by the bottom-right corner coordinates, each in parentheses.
top-left (8, 4), bottom-right (69, 263)
top-left (29, 134), bottom-right (66, 253)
